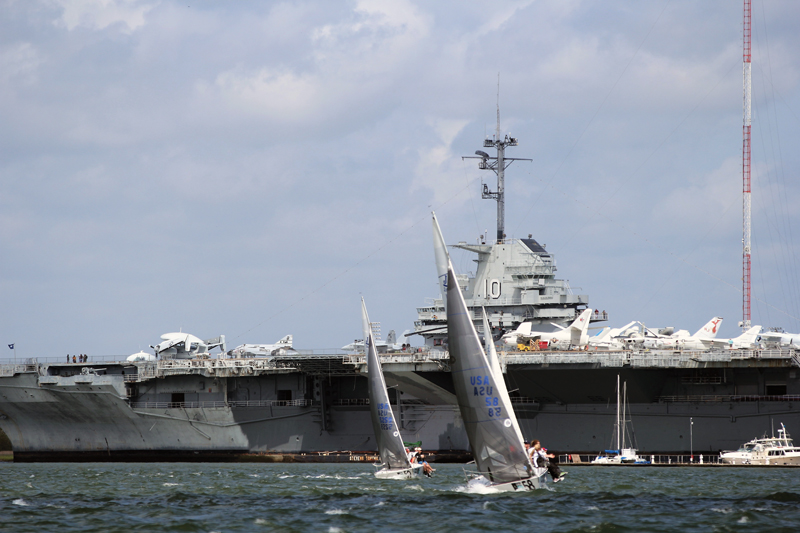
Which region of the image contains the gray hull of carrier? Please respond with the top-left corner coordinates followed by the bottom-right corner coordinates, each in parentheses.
top-left (2, 348), bottom-right (800, 461)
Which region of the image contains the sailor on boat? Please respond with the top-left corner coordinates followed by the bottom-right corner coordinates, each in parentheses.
top-left (528, 440), bottom-right (567, 482)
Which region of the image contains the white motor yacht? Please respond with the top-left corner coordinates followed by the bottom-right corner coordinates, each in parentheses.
top-left (720, 424), bottom-right (800, 465)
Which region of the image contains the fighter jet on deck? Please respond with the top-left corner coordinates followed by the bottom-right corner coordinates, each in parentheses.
top-left (502, 308), bottom-right (593, 349)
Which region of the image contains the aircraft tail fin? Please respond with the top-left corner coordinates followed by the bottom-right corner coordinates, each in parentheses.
top-left (514, 322), bottom-right (532, 337)
top-left (592, 327), bottom-right (611, 342)
top-left (204, 335), bottom-right (227, 353)
top-left (386, 330), bottom-right (396, 345)
top-left (569, 309), bottom-right (593, 346)
top-left (735, 326), bottom-right (762, 345)
top-left (277, 335), bottom-right (293, 347)
top-left (694, 317), bottom-right (723, 339)
top-left (569, 309), bottom-right (593, 333)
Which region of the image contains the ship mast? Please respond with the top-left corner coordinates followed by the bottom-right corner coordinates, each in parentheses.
top-left (463, 84), bottom-right (531, 244)
top-left (742, 0), bottom-right (752, 332)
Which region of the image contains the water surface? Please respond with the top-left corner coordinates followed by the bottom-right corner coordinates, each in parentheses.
top-left (1, 463), bottom-right (798, 532)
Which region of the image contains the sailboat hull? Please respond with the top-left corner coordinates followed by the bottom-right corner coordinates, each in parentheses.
top-left (467, 473), bottom-right (547, 492)
top-left (374, 465), bottom-right (423, 479)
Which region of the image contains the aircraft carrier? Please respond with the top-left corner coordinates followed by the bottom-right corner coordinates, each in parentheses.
top-left (2, 345), bottom-right (799, 461)
top-left (2, 131), bottom-right (799, 461)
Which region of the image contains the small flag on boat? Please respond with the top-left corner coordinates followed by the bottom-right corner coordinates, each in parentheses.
top-left (8, 344), bottom-right (13, 349)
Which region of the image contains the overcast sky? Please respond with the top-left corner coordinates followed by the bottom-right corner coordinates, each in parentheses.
top-left (2, 0), bottom-right (799, 359)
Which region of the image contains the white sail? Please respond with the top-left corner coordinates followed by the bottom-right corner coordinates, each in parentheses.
top-left (435, 213), bottom-right (535, 485)
top-left (432, 212), bottom-right (450, 313)
top-left (481, 308), bottom-right (524, 447)
top-left (363, 297), bottom-right (412, 471)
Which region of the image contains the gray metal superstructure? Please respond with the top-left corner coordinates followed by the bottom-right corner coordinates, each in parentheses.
top-left (413, 131), bottom-right (596, 349)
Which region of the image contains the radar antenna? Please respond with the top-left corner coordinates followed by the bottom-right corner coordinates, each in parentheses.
top-left (463, 84), bottom-right (532, 244)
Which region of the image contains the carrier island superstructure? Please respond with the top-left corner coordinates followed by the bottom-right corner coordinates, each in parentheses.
top-left (2, 133), bottom-right (800, 461)
top-left (414, 130), bottom-right (595, 350)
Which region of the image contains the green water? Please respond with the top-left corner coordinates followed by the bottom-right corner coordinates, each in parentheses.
top-left (1, 463), bottom-right (798, 532)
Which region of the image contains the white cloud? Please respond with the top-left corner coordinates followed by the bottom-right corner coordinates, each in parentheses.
top-left (652, 157), bottom-right (741, 232)
top-left (193, 0), bottom-right (431, 128)
top-left (0, 43), bottom-right (40, 85)
top-left (53, 0), bottom-right (154, 33)
top-left (411, 118), bottom-right (471, 205)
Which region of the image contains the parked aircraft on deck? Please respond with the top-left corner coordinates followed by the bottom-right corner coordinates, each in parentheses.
top-left (650, 317), bottom-right (724, 350)
top-left (342, 330), bottom-right (408, 353)
top-left (502, 308), bottom-right (593, 349)
top-left (150, 332), bottom-right (226, 359)
top-left (759, 329), bottom-right (800, 348)
top-left (229, 335), bottom-right (295, 357)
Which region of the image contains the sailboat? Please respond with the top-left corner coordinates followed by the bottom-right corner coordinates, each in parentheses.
top-left (592, 375), bottom-right (648, 464)
top-left (434, 213), bottom-right (548, 491)
top-left (362, 297), bottom-right (424, 479)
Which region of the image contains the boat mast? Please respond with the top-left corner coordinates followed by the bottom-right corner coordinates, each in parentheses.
top-left (463, 78), bottom-right (531, 244)
top-left (616, 374), bottom-right (621, 452)
top-left (622, 381), bottom-right (628, 451)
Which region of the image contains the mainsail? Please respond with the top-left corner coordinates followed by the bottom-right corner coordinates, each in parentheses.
top-left (434, 214), bottom-right (533, 484)
top-left (363, 298), bottom-right (412, 470)
top-left (481, 308), bottom-right (525, 447)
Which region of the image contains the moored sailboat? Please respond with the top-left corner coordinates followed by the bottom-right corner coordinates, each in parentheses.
top-left (592, 375), bottom-right (648, 464)
top-left (434, 213), bottom-right (547, 491)
top-left (363, 297), bottom-right (423, 479)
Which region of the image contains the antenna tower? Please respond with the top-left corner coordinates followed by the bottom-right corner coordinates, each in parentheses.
top-left (463, 82), bottom-right (532, 244)
top-left (742, 0), bottom-right (752, 331)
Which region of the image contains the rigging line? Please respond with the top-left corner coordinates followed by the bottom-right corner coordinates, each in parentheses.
top-left (512, 0), bottom-right (672, 238)
top-left (633, 194), bottom-right (738, 319)
top-left (753, 176), bottom-right (799, 328)
top-left (751, 20), bottom-right (788, 320)
top-left (752, 234), bottom-right (771, 327)
top-left (549, 57), bottom-right (740, 257)
top-left (752, 63), bottom-right (800, 126)
top-left (461, 157), bottom-right (481, 238)
top-left (756, 2), bottom-right (800, 327)
top-left (752, 37), bottom-right (800, 327)
top-left (520, 164), bottom-right (799, 323)
top-left (231, 176), bottom-right (482, 341)
top-left (753, 93), bottom-right (797, 327)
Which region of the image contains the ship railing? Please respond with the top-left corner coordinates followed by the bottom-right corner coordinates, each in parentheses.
top-left (129, 399), bottom-right (315, 409)
top-left (503, 352), bottom-right (628, 367)
top-left (343, 350), bottom-right (449, 366)
top-left (630, 355), bottom-right (698, 367)
top-left (509, 397), bottom-right (540, 406)
top-left (730, 349), bottom-right (794, 360)
top-left (0, 363), bottom-right (39, 376)
top-left (681, 376), bottom-right (724, 384)
top-left (333, 398), bottom-right (370, 406)
top-left (290, 349), bottom-right (351, 356)
top-left (560, 453), bottom-right (721, 465)
top-left (505, 262), bottom-right (551, 272)
top-left (156, 359), bottom-right (281, 371)
top-left (0, 355), bottom-right (146, 365)
top-left (657, 394), bottom-right (800, 403)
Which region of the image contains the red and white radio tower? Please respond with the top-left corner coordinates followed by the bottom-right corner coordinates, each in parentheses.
top-left (742, 0), bottom-right (752, 331)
